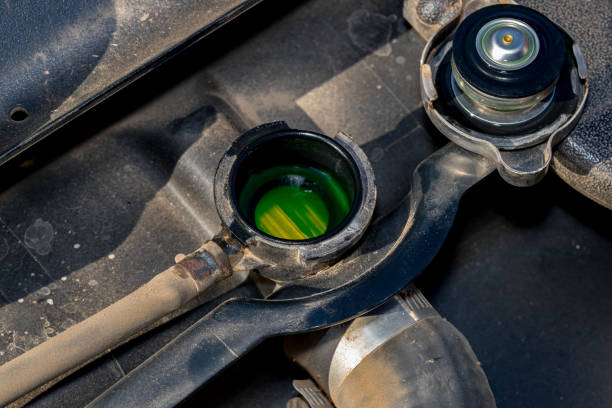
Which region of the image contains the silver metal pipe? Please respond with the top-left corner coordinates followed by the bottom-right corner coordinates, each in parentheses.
top-left (286, 286), bottom-right (496, 408)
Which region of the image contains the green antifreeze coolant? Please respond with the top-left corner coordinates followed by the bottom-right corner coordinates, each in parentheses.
top-left (239, 165), bottom-right (353, 240)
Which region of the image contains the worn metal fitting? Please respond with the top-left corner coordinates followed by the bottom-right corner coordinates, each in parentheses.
top-left (174, 241), bottom-right (232, 292)
top-left (214, 122), bottom-right (376, 281)
top-left (418, 4), bottom-right (588, 186)
top-left (475, 17), bottom-right (540, 70)
top-left (450, 58), bottom-right (555, 113)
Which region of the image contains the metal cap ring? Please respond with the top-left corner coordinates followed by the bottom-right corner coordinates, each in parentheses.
top-left (476, 18), bottom-right (540, 70)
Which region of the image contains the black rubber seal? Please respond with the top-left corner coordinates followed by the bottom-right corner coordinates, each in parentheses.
top-left (452, 4), bottom-right (566, 98)
top-left (228, 129), bottom-right (364, 246)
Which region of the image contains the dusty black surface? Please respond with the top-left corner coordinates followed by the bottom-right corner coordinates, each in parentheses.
top-left (417, 173), bottom-right (612, 408)
top-left (0, 0), bottom-right (609, 407)
top-left (0, 0), bottom-right (264, 165)
top-left (522, 0), bottom-right (612, 208)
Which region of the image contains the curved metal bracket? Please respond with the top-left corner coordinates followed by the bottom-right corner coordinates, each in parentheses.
top-left (87, 144), bottom-right (494, 408)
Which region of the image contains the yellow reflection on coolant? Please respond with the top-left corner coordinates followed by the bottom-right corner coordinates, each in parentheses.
top-left (254, 185), bottom-right (329, 240)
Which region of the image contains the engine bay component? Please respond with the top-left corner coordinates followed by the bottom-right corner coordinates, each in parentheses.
top-left (450, 5), bottom-right (565, 132)
top-left (0, 242), bottom-right (233, 407)
top-left (291, 379), bottom-right (334, 408)
top-left (87, 144), bottom-right (494, 408)
top-left (474, 18), bottom-right (541, 71)
top-left (234, 133), bottom-right (356, 241)
top-left (286, 287), bottom-right (496, 408)
top-left (419, 3), bottom-right (588, 186)
top-left (215, 122), bottom-right (376, 281)
top-left (0, 123), bottom-right (376, 407)
top-left (0, 3), bottom-right (608, 406)
top-left (0, 0), bottom-right (264, 166)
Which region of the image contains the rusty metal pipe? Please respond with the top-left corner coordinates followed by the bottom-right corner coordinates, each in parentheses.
top-left (0, 241), bottom-right (232, 407)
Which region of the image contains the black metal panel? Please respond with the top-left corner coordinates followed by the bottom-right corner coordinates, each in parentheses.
top-left (0, 0), bottom-right (115, 158)
top-left (520, 0), bottom-right (612, 208)
top-left (0, 0), bottom-right (262, 166)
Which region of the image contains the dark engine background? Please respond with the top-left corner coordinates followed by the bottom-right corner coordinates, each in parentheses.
top-left (0, 0), bottom-right (609, 407)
